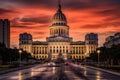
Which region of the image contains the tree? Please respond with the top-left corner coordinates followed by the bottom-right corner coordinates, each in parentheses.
top-left (0, 42), bottom-right (5, 48)
top-left (89, 45), bottom-right (120, 65)
top-left (0, 46), bottom-right (33, 65)
top-left (21, 51), bottom-right (32, 61)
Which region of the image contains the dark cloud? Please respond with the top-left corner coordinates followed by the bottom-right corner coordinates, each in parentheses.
top-left (81, 22), bottom-right (120, 29)
top-left (81, 24), bottom-right (102, 29)
top-left (106, 22), bottom-right (120, 27)
top-left (63, 0), bottom-right (103, 10)
top-left (0, 8), bottom-right (16, 14)
top-left (95, 6), bottom-right (120, 18)
top-left (11, 16), bottom-right (50, 29)
top-left (20, 16), bottom-right (50, 24)
top-left (1, 0), bottom-right (120, 12)
top-left (0, 0), bottom-right (57, 9)
top-left (63, 0), bottom-right (120, 11)
top-left (11, 18), bottom-right (35, 29)
top-left (97, 9), bottom-right (119, 16)
top-left (0, 0), bottom-right (115, 9)
top-left (12, 25), bottom-right (35, 29)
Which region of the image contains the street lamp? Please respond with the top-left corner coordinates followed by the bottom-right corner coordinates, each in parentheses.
top-left (97, 50), bottom-right (100, 67)
top-left (19, 49), bottom-right (22, 67)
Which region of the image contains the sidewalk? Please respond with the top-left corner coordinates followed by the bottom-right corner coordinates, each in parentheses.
top-left (86, 65), bottom-right (120, 76)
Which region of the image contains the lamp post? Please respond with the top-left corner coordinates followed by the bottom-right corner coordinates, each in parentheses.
top-left (97, 50), bottom-right (100, 67)
top-left (19, 49), bottom-right (22, 67)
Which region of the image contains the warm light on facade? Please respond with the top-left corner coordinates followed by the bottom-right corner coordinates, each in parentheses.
top-left (19, 1), bottom-right (98, 61)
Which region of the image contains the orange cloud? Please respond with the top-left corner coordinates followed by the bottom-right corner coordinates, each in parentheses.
top-left (0, 0), bottom-right (120, 48)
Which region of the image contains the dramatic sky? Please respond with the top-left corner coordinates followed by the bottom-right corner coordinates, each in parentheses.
top-left (0, 0), bottom-right (120, 48)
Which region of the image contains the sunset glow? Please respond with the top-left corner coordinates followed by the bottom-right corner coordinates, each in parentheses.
top-left (0, 0), bottom-right (120, 48)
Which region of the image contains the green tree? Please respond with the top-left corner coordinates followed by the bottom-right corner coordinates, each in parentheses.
top-left (0, 45), bottom-right (32, 64)
top-left (89, 44), bottom-right (120, 65)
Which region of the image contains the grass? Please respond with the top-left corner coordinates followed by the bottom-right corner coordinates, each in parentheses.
top-left (0, 67), bottom-right (11, 71)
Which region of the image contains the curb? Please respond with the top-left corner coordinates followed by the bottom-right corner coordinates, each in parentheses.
top-left (86, 65), bottom-right (120, 76)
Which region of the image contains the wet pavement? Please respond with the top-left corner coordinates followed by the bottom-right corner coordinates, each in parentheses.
top-left (0, 63), bottom-right (120, 80)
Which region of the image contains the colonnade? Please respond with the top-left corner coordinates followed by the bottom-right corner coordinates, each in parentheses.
top-left (33, 46), bottom-right (48, 54)
top-left (49, 45), bottom-right (69, 54)
top-left (71, 46), bottom-right (85, 54)
top-left (50, 28), bottom-right (69, 36)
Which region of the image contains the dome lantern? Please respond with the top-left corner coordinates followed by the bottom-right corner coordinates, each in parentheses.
top-left (51, 0), bottom-right (67, 26)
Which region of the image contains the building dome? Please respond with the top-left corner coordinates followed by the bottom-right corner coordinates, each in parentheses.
top-left (49, 1), bottom-right (69, 38)
top-left (51, 4), bottom-right (67, 26)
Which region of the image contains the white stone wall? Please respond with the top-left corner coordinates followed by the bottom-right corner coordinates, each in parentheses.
top-left (19, 44), bottom-right (32, 53)
top-left (85, 44), bottom-right (98, 57)
top-left (32, 45), bottom-right (48, 59)
top-left (20, 42), bottom-right (99, 60)
top-left (48, 42), bottom-right (70, 60)
top-left (70, 45), bottom-right (85, 59)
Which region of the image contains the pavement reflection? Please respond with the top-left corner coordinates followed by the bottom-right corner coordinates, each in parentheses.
top-left (0, 63), bottom-right (120, 80)
top-left (18, 71), bottom-right (22, 80)
top-left (52, 67), bottom-right (56, 74)
top-left (96, 71), bottom-right (101, 80)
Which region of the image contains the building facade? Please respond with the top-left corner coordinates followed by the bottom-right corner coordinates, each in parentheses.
top-left (104, 32), bottom-right (120, 48)
top-left (0, 19), bottom-right (10, 48)
top-left (19, 2), bottom-right (98, 61)
top-left (85, 33), bottom-right (98, 56)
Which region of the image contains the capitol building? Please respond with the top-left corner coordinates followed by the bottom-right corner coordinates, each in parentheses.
top-left (19, 2), bottom-right (98, 61)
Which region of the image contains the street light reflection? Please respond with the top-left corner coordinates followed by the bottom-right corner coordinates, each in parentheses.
top-left (18, 71), bottom-right (22, 80)
top-left (31, 68), bottom-right (34, 77)
top-left (83, 67), bottom-right (87, 76)
top-left (52, 67), bottom-right (56, 74)
top-left (9, 71), bottom-right (22, 80)
top-left (96, 71), bottom-right (101, 80)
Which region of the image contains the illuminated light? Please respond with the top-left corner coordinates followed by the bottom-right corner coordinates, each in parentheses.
top-left (97, 50), bottom-right (100, 54)
top-left (30, 67), bottom-right (47, 77)
top-left (8, 71), bottom-right (22, 80)
top-left (96, 71), bottom-right (101, 80)
top-left (83, 70), bottom-right (87, 76)
top-left (9, 76), bottom-right (19, 79)
top-left (52, 67), bottom-right (56, 74)
top-left (83, 67), bottom-right (87, 76)
top-left (31, 68), bottom-right (34, 77)
top-left (18, 71), bottom-right (22, 80)
top-left (19, 50), bottom-right (22, 54)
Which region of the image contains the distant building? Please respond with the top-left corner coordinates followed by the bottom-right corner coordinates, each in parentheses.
top-left (19, 1), bottom-right (98, 60)
top-left (104, 32), bottom-right (120, 48)
top-left (85, 33), bottom-right (98, 56)
top-left (19, 33), bottom-right (32, 53)
top-left (19, 33), bottom-right (32, 45)
top-left (0, 19), bottom-right (10, 48)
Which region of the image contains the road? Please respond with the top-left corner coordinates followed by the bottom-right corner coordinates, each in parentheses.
top-left (0, 63), bottom-right (120, 80)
